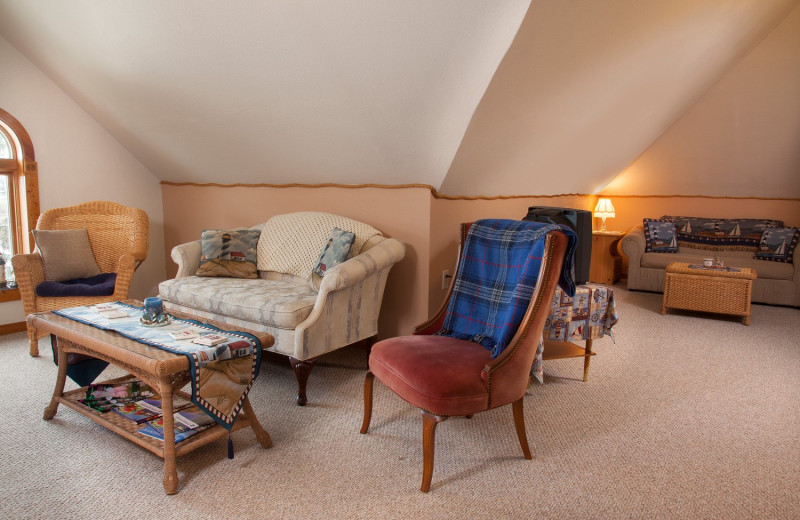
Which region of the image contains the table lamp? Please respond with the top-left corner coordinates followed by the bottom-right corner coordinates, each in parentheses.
top-left (594, 198), bottom-right (615, 231)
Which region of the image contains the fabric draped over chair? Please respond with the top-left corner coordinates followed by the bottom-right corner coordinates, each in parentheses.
top-left (361, 219), bottom-right (574, 492)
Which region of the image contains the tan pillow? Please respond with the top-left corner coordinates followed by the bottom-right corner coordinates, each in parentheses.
top-left (33, 228), bottom-right (101, 282)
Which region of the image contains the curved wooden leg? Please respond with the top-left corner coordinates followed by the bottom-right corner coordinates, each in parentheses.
top-left (420, 411), bottom-right (448, 493)
top-left (360, 371), bottom-right (374, 434)
top-left (43, 337), bottom-right (67, 420)
top-left (288, 357), bottom-right (316, 406)
top-left (242, 397), bottom-right (272, 449)
top-left (583, 339), bottom-right (593, 383)
top-left (512, 397), bottom-right (532, 460)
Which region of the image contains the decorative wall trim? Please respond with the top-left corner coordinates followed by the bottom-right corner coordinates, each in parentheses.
top-left (161, 181), bottom-right (800, 202)
top-left (0, 321), bottom-right (26, 335)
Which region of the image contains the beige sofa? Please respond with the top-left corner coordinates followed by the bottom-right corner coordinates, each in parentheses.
top-left (621, 224), bottom-right (799, 307)
top-left (159, 212), bottom-right (406, 405)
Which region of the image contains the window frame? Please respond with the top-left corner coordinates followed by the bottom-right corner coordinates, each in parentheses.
top-left (0, 108), bottom-right (40, 301)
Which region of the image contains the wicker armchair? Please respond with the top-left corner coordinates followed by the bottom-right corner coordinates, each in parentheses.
top-left (12, 201), bottom-right (149, 356)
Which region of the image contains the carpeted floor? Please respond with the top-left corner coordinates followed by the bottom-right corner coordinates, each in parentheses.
top-left (1, 286), bottom-right (798, 519)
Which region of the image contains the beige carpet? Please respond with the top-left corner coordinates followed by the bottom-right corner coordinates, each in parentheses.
top-left (1, 287), bottom-right (798, 519)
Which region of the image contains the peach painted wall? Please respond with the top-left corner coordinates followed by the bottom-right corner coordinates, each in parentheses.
top-left (160, 184), bottom-right (432, 338)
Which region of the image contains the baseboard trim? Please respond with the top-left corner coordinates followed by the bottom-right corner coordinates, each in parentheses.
top-left (0, 321), bottom-right (27, 335)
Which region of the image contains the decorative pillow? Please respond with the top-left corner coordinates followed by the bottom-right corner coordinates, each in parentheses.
top-left (36, 273), bottom-right (117, 297)
top-left (308, 228), bottom-right (355, 290)
top-left (32, 228), bottom-right (101, 282)
top-left (643, 219), bottom-right (678, 253)
top-left (196, 229), bottom-right (261, 278)
top-left (754, 227), bottom-right (798, 263)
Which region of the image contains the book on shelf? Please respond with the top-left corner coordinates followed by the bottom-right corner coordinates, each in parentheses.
top-left (78, 379), bottom-right (155, 413)
top-left (111, 395), bottom-right (192, 423)
top-left (137, 406), bottom-right (216, 443)
top-left (192, 333), bottom-right (228, 346)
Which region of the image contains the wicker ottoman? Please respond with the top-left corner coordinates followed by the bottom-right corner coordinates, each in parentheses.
top-left (661, 262), bottom-right (757, 325)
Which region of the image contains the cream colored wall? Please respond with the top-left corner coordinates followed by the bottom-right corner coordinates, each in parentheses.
top-left (0, 36), bottom-right (166, 326)
top-left (160, 184), bottom-right (431, 338)
top-left (606, 2), bottom-right (800, 198)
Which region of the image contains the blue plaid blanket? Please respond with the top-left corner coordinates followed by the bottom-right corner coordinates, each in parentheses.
top-left (437, 219), bottom-right (577, 358)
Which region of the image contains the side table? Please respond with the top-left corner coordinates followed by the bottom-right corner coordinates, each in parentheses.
top-left (539, 283), bottom-right (618, 382)
top-left (589, 230), bottom-right (624, 285)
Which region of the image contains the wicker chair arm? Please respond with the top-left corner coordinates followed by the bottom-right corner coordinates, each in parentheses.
top-left (11, 253), bottom-right (46, 316)
top-left (111, 254), bottom-right (138, 299)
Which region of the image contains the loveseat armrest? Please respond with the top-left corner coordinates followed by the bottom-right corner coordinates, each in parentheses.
top-left (317, 238), bottom-right (406, 293)
top-left (170, 240), bottom-right (202, 278)
top-left (620, 225), bottom-right (646, 263)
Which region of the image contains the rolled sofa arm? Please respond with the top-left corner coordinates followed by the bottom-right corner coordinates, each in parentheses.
top-left (317, 237), bottom-right (406, 294)
top-left (170, 240), bottom-right (202, 278)
top-left (620, 225), bottom-right (646, 264)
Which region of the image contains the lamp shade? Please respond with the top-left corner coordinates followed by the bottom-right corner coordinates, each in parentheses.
top-left (594, 198), bottom-right (615, 218)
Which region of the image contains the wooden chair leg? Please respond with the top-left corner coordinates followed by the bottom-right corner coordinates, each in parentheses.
top-left (288, 357), bottom-right (316, 406)
top-left (360, 371), bottom-right (374, 434)
top-left (512, 397), bottom-right (532, 460)
top-left (29, 327), bottom-right (39, 357)
top-left (420, 410), bottom-right (448, 493)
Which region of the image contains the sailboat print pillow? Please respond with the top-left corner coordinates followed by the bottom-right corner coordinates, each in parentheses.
top-left (754, 227), bottom-right (798, 263)
top-left (643, 219), bottom-right (678, 253)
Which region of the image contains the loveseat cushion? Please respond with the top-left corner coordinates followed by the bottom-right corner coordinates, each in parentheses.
top-left (159, 276), bottom-right (318, 329)
top-left (640, 249), bottom-right (794, 280)
top-left (256, 212), bottom-right (381, 278)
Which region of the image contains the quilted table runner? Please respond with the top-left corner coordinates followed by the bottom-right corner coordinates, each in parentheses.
top-left (54, 302), bottom-right (262, 431)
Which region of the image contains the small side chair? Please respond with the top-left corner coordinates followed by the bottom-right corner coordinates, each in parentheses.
top-left (360, 219), bottom-right (573, 492)
top-left (12, 200), bottom-right (149, 356)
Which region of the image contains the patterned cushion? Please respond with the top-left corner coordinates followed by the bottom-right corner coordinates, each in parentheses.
top-left (257, 212), bottom-right (381, 277)
top-left (196, 229), bottom-right (261, 279)
top-left (643, 219), bottom-right (678, 253)
top-left (159, 276), bottom-right (318, 329)
top-left (662, 216), bottom-right (783, 252)
top-left (754, 227), bottom-right (798, 263)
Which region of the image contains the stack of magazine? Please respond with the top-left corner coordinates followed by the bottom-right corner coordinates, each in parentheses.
top-left (77, 377), bottom-right (215, 443)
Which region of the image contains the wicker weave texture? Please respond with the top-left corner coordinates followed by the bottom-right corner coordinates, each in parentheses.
top-left (661, 262), bottom-right (756, 323)
top-left (12, 201), bottom-right (150, 355)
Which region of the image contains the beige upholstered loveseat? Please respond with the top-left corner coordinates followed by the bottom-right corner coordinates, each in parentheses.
top-left (621, 217), bottom-right (799, 307)
top-left (158, 212), bottom-right (406, 405)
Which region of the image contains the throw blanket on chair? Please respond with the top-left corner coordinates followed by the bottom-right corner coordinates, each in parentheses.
top-left (54, 302), bottom-right (261, 431)
top-left (437, 219), bottom-right (577, 358)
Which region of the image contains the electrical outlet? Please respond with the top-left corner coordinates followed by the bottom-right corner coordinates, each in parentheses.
top-left (441, 270), bottom-right (451, 290)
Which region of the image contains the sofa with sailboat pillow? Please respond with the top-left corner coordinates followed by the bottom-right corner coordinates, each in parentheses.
top-left (620, 216), bottom-right (799, 307)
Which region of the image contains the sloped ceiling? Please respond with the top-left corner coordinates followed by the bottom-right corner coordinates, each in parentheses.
top-left (0, 0), bottom-right (798, 197)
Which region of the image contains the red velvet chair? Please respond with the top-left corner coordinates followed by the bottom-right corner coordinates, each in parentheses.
top-left (360, 221), bottom-right (570, 492)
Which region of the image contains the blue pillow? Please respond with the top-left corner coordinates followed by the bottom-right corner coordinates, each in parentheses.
top-left (312, 227), bottom-right (355, 278)
top-left (754, 227), bottom-right (798, 263)
top-left (643, 219), bottom-right (678, 253)
top-left (36, 273), bottom-right (117, 297)
top-left (196, 228), bottom-right (261, 278)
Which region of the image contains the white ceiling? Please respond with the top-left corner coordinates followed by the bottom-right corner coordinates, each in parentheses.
top-left (0, 0), bottom-right (798, 197)
top-left (0, 0), bottom-right (529, 189)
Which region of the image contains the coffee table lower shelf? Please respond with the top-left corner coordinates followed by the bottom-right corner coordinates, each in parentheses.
top-left (55, 380), bottom-right (260, 460)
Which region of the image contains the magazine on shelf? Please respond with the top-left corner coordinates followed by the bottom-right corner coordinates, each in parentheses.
top-left (111, 395), bottom-right (192, 423)
top-left (78, 379), bottom-right (155, 413)
top-left (137, 406), bottom-right (215, 443)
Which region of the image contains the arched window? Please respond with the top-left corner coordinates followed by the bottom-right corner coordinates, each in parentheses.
top-left (0, 108), bottom-right (40, 290)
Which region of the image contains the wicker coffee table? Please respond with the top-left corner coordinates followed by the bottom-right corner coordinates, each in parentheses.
top-left (30, 302), bottom-right (274, 494)
top-left (661, 262), bottom-right (757, 325)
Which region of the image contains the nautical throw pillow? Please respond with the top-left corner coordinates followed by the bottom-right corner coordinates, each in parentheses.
top-left (643, 219), bottom-right (678, 253)
top-left (754, 227), bottom-right (798, 263)
top-left (32, 228), bottom-right (102, 282)
top-left (309, 227), bottom-right (355, 290)
top-left (196, 228), bottom-right (261, 278)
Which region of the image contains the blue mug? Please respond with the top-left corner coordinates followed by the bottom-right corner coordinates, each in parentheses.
top-left (143, 297), bottom-right (166, 325)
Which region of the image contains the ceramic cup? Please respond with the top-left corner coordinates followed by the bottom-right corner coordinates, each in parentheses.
top-left (703, 258), bottom-right (713, 267)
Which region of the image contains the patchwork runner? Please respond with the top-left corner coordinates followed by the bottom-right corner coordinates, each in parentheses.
top-left (54, 302), bottom-right (262, 430)
top-left (437, 219), bottom-right (577, 358)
